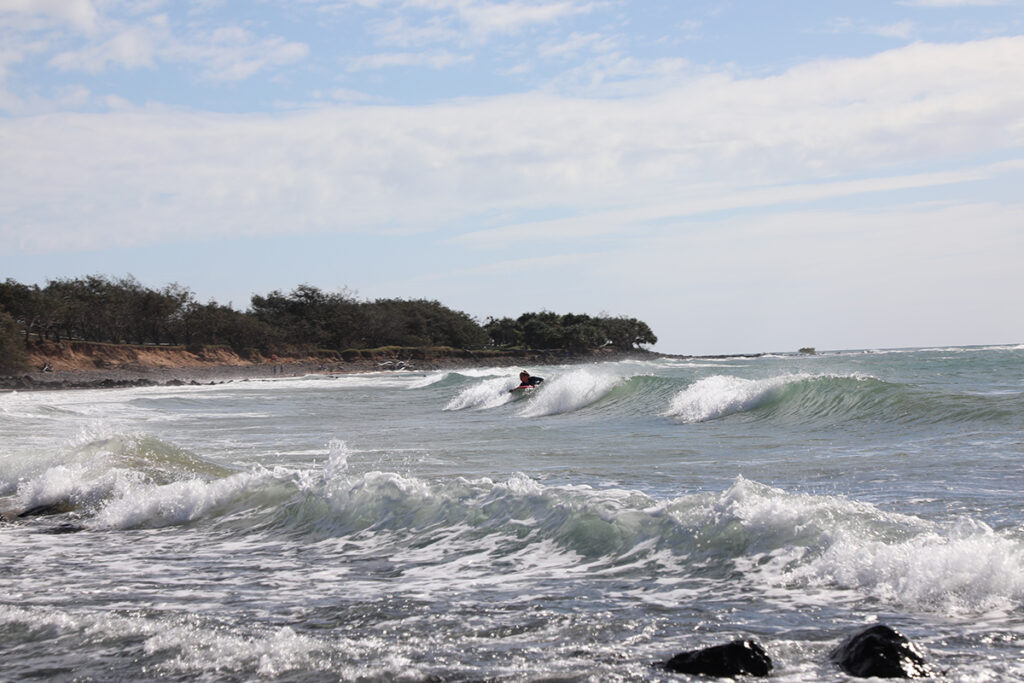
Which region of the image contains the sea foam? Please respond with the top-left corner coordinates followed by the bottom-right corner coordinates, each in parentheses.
top-left (710, 478), bottom-right (1024, 615)
top-left (443, 376), bottom-right (519, 410)
top-left (663, 374), bottom-right (804, 422)
top-left (519, 369), bottom-right (624, 417)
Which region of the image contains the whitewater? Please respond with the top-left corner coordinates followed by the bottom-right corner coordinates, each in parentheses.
top-left (2, 345), bottom-right (1023, 681)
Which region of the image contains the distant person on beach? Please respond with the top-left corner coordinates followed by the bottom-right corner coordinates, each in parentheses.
top-left (512, 370), bottom-right (544, 391)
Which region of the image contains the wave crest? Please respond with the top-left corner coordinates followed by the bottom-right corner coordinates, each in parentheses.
top-left (662, 374), bottom-right (809, 422)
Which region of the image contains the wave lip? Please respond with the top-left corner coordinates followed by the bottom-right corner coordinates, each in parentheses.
top-left (441, 368), bottom-right (627, 415)
top-left (443, 376), bottom-right (518, 410)
top-left (663, 374), bottom-right (807, 422)
top-left (519, 369), bottom-right (624, 417)
top-left (660, 372), bottom-right (1017, 426)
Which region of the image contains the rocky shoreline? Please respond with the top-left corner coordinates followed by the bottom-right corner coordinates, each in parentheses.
top-left (0, 338), bottom-right (780, 393)
top-left (0, 341), bottom-right (670, 393)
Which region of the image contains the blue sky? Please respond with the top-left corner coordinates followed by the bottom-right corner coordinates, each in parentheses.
top-left (2, 0), bottom-right (1023, 354)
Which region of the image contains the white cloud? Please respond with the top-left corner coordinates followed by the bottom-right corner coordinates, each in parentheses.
top-left (178, 33), bottom-right (311, 81)
top-left (366, 0), bottom-right (598, 47)
top-left (369, 14), bottom-right (460, 48)
top-left (346, 49), bottom-right (471, 71)
top-left (0, 0), bottom-right (100, 33)
top-left (49, 24), bottom-right (158, 72)
top-left (451, 162), bottom-right (1023, 249)
top-left (871, 21), bottom-right (916, 39)
top-left (454, 0), bottom-right (597, 40)
top-left (318, 87), bottom-right (383, 103)
top-left (2, 36), bottom-right (1023, 256)
top-left (8, 4), bottom-right (310, 83)
top-left (539, 31), bottom-right (617, 59)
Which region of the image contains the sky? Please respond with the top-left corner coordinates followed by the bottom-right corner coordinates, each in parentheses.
top-left (1, 0), bottom-right (1023, 354)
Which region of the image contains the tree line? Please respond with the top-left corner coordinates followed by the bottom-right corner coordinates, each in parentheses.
top-left (0, 275), bottom-right (657, 370)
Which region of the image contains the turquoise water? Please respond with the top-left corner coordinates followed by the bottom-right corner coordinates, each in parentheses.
top-left (2, 345), bottom-right (1023, 680)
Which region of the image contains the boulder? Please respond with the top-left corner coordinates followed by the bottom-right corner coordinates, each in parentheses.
top-left (663, 639), bottom-right (772, 678)
top-left (41, 523), bottom-right (86, 534)
top-left (17, 502), bottom-right (76, 518)
top-left (830, 624), bottom-right (937, 678)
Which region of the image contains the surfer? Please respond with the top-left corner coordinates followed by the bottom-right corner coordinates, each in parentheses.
top-left (511, 370), bottom-right (544, 392)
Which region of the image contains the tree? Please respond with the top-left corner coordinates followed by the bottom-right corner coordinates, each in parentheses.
top-left (0, 308), bottom-right (30, 373)
top-left (600, 315), bottom-right (657, 349)
top-left (483, 317), bottom-right (521, 347)
top-left (517, 311), bottom-right (562, 348)
top-left (0, 276), bottom-right (656, 355)
top-left (486, 311), bottom-right (658, 351)
top-left (249, 284), bottom-right (361, 349)
top-left (0, 279), bottom-right (44, 342)
top-left (362, 299), bottom-right (488, 348)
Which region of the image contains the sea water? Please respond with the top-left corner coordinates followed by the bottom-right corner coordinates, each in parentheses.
top-left (1, 346), bottom-right (1023, 681)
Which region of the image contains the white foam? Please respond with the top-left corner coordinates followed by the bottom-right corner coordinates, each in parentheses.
top-left (786, 517), bottom-right (1024, 614)
top-left (89, 472), bottom-right (237, 528)
top-left (144, 622), bottom-right (327, 677)
top-left (448, 366), bottom-right (515, 378)
top-left (0, 604), bottom-right (332, 678)
top-left (443, 376), bottom-right (518, 410)
top-left (14, 462), bottom-right (142, 512)
top-left (405, 372), bottom-right (449, 388)
top-left (518, 369), bottom-right (623, 417)
top-left (710, 478), bottom-right (1024, 616)
top-left (662, 374), bottom-right (807, 422)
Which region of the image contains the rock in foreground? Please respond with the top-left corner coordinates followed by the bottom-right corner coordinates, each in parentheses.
top-left (830, 624), bottom-right (937, 678)
top-left (663, 639), bottom-right (772, 678)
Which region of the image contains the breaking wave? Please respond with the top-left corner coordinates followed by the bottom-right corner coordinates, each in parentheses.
top-left (6, 437), bottom-right (1023, 616)
top-left (662, 373), bottom-right (1023, 425)
top-left (436, 366), bottom-right (1023, 427)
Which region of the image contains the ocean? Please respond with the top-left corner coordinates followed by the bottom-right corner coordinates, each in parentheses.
top-left (2, 345), bottom-right (1023, 681)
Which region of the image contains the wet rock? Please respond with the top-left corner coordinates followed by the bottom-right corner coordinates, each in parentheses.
top-left (17, 503), bottom-right (77, 518)
top-left (41, 523), bottom-right (86, 534)
top-left (663, 639), bottom-right (772, 678)
top-left (830, 624), bottom-right (937, 678)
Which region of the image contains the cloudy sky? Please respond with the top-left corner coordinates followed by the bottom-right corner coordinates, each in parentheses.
top-left (1, 0), bottom-right (1022, 354)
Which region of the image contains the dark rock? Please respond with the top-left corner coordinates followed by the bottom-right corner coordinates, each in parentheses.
top-left (17, 503), bottom-right (76, 518)
top-left (41, 523), bottom-right (86, 534)
top-left (663, 639), bottom-right (772, 678)
top-left (830, 624), bottom-right (937, 678)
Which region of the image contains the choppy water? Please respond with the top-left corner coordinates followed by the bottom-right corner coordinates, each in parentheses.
top-left (2, 346), bottom-right (1023, 681)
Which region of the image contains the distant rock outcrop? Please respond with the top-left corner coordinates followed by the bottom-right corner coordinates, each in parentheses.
top-left (830, 624), bottom-right (937, 678)
top-left (662, 639), bottom-right (773, 678)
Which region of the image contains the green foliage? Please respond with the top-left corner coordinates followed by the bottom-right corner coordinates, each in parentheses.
top-left (0, 308), bottom-right (30, 373)
top-left (482, 317), bottom-right (521, 347)
top-left (0, 276), bottom-right (656, 355)
top-left (250, 285), bottom-right (358, 349)
top-left (485, 311), bottom-right (657, 351)
top-left (362, 299), bottom-right (489, 348)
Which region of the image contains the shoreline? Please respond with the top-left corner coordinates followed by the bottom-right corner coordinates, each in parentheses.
top-left (0, 344), bottom-right (676, 393)
top-left (0, 339), bottom-right (774, 393)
